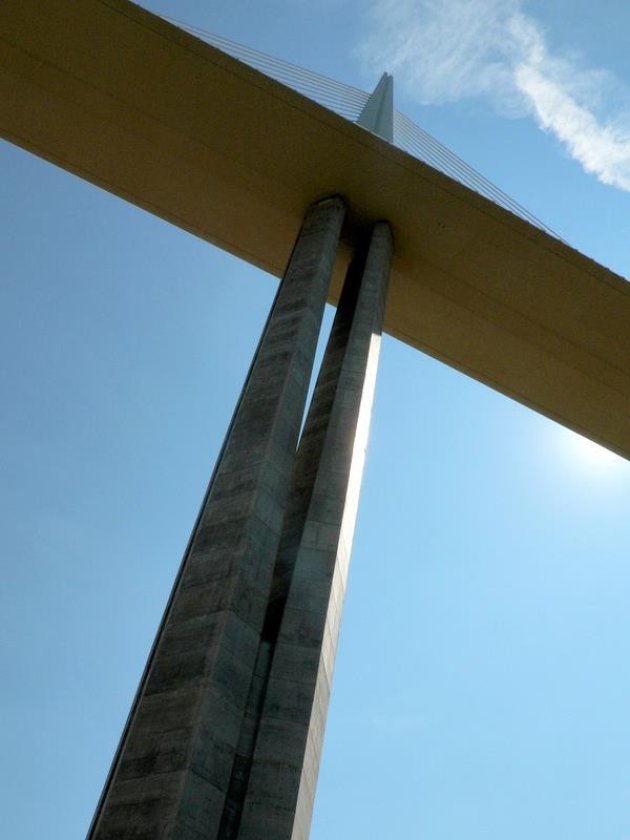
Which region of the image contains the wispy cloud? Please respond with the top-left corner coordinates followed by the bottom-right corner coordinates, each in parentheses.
top-left (359, 0), bottom-right (630, 191)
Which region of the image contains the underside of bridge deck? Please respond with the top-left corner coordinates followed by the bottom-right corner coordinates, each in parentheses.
top-left (1, 0), bottom-right (629, 458)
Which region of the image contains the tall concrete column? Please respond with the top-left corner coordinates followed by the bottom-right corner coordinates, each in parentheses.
top-left (89, 196), bottom-right (345, 839)
top-left (237, 222), bottom-right (393, 839)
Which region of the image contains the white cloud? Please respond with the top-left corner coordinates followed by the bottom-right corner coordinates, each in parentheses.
top-left (359, 0), bottom-right (630, 191)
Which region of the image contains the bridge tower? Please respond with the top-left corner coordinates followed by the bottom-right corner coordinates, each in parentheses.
top-left (89, 79), bottom-right (395, 840)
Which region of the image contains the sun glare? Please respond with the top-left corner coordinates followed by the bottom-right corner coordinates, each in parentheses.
top-left (565, 430), bottom-right (624, 470)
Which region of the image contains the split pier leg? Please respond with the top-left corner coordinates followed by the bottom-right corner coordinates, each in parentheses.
top-left (89, 196), bottom-right (345, 838)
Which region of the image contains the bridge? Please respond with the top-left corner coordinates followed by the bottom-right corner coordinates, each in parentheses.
top-left (2, 1), bottom-right (629, 838)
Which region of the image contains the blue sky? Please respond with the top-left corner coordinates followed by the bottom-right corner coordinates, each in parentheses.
top-left (2, 1), bottom-right (630, 837)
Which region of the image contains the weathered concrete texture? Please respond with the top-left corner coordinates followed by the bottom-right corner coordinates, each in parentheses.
top-left (88, 196), bottom-right (345, 839)
top-left (237, 222), bottom-right (393, 839)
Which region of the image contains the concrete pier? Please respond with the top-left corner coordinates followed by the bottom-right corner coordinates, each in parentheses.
top-left (89, 200), bottom-right (392, 839)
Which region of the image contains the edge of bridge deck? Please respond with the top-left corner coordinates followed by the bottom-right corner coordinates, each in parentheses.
top-left (2, 0), bottom-right (630, 457)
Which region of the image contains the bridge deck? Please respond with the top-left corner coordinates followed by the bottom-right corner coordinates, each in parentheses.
top-left (2, 0), bottom-right (630, 456)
